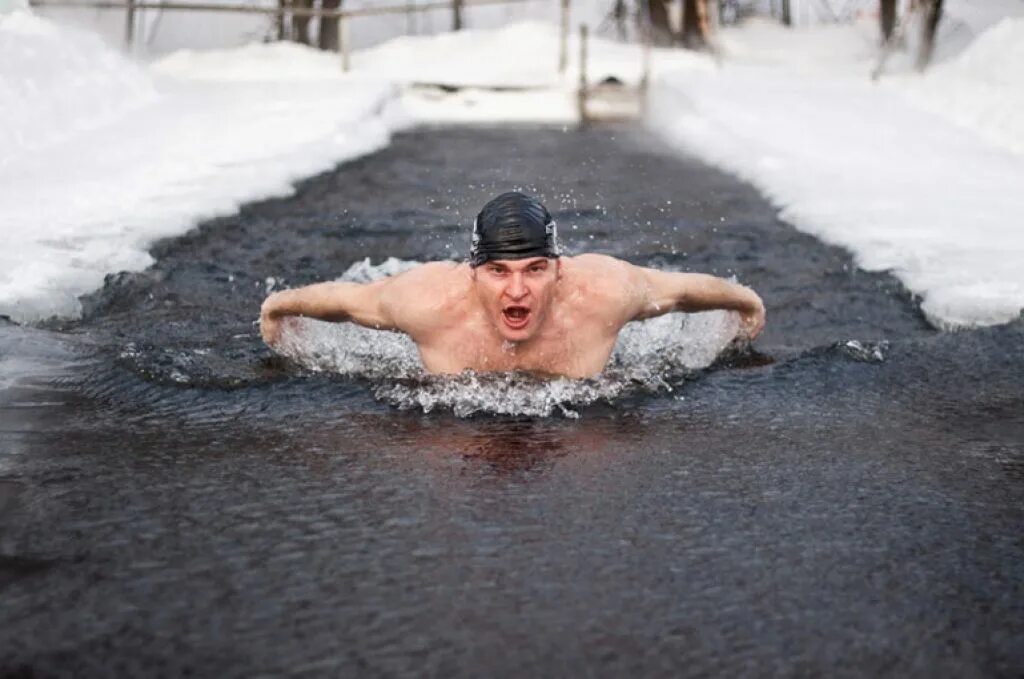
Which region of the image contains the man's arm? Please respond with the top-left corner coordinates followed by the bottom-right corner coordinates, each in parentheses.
top-left (260, 279), bottom-right (396, 347)
top-left (629, 265), bottom-right (766, 340)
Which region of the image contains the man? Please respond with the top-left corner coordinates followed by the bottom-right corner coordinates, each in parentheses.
top-left (260, 192), bottom-right (765, 379)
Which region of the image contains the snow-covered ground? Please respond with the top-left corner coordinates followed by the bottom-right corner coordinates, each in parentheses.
top-left (650, 12), bottom-right (1024, 328)
top-left (2, 2), bottom-right (1023, 328)
top-left (1, 13), bottom-right (401, 322)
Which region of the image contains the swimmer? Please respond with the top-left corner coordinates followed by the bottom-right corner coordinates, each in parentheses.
top-left (260, 191), bottom-right (765, 379)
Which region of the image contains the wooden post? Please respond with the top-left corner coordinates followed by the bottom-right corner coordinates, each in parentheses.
top-left (558, 0), bottom-right (569, 74)
top-left (124, 0), bottom-right (136, 48)
top-left (639, 14), bottom-right (652, 118)
top-left (340, 14), bottom-right (350, 71)
top-left (452, 0), bottom-right (463, 30)
top-left (577, 24), bottom-right (588, 123)
top-left (276, 0), bottom-right (286, 40)
top-left (640, 14), bottom-right (651, 94)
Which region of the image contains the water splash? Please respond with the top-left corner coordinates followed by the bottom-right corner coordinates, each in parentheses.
top-left (277, 258), bottom-right (742, 417)
top-left (839, 339), bottom-right (889, 363)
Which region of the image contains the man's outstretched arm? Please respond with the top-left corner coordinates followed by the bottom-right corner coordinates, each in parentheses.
top-left (260, 279), bottom-right (395, 347)
top-left (629, 266), bottom-right (766, 340)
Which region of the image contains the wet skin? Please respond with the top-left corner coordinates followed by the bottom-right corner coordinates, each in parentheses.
top-left (260, 253), bottom-right (766, 379)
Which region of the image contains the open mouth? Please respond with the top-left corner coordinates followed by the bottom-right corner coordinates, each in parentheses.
top-left (502, 305), bottom-right (531, 329)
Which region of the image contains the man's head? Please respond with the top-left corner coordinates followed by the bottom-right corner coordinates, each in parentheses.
top-left (470, 192), bottom-right (561, 343)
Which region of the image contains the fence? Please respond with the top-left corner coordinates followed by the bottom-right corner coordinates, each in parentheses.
top-left (27, 0), bottom-right (572, 72)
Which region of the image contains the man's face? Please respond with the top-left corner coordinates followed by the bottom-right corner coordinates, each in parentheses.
top-left (473, 257), bottom-right (560, 343)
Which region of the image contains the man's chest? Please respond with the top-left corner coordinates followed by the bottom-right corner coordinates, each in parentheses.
top-left (419, 322), bottom-right (616, 378)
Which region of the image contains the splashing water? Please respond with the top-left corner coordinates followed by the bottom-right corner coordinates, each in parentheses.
top-left (276, 258), bottom-right (742, 417)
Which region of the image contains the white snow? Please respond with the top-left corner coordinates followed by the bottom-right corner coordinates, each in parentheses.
top-left (897, 17), bottom-right (1024, 155)
top-left (1, 11), bottom-right (403, 322)
top-left (2, 2), bottom-right (1024, 330)
top-left (648, 11), bottom-right (1024, 329)
top-left (0, 10), bottom-right (157, 161)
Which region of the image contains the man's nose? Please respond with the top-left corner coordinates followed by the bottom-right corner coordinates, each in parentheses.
top-left (506, 273), bottom-right (528, 300)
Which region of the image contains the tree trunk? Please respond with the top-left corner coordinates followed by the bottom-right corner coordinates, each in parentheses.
top-left (646, 0), bottom-right (672, 46)
top-left (452, 0), bottom-right (463, 30)
top-left (916, 0), bottom-right (944, 70)
top-left (681, 0), bottom-right (710, 49)
top-left (780, 0), bottom-right (791, 26)
top-left (318, 0), bottom-right (341, 50)
top-left (292, 0), bottom-right (313, 45)
top-left (612, 0), bottom-right (627, 41)
top-left (879, 0), bottom-right (897, 42)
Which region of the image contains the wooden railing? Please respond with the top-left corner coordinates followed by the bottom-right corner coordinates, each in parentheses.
top-left (28, 0), bottom-right (572, 73)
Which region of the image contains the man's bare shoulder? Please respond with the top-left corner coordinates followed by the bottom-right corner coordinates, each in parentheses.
top-left (561, 254), bottom-right (639, 296)
top-left (380, 261), bottom-right (472, 331)
top-left (563, 253), bottom-right (635, 280)
top-left (559, 254), bottom-right (643, 321)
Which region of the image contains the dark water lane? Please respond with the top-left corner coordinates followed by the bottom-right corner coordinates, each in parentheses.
top-left (64, 124), bottom-right (934, 392)
top-left (1, 126), bottom-right (1022, 676)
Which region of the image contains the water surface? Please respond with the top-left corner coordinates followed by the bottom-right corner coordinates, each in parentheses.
top-left (1, 125), bottom-right (1022, 676)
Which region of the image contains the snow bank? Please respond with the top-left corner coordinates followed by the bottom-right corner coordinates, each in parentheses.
top-left (0, 12), bottom-right (403, 323)
top-left (354, 21), bottom-right (708, 124)
top-left (152, 39), bottom-right (346, 82)
top-left (355, 20), bottom-right (711, 88)
top-left (0, 12), bottom-right (156, 162)
top-left (898, 17), bottom-right (1024, 155)
top-left (648, 17), bottom-right (1024, 329)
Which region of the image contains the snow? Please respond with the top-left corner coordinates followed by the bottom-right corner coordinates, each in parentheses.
top-left (0, 10), bottom-right (157, 161)
top-left (897, 17), bottom-right (1024, 155)
top-left (648, 11), bottom-right (1024, 329)
top-left (1, 11), bottom-right (403, 322)
top-left (2, 2), bottom-right (1024, 329)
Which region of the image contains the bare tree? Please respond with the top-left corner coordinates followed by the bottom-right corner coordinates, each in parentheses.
top-left (680, 0), bottom-right (711, 49)
top-left (452, 0), bottom-right (463, 30)
top-left (879, 0), bottom-right (896, 43)
top-left (647, 0), bottom-right (673, 45)
top-left (916, 0), bottom-right (944, 70)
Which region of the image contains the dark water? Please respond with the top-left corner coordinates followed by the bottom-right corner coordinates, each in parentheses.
top-left (1, 126), bottom-right (1022, 676)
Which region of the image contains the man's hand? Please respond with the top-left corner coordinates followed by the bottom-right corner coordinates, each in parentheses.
top-left (260, 293), bottom-right (286, 347)
top-left (737, 291), bottom-right (766, 341)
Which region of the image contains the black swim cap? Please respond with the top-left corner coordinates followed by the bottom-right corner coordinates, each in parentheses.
top-left (470, 192), bottom-right (560, 267)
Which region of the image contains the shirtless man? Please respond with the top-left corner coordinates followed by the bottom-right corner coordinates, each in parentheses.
top-left (260, 192), bottom-right (765, 379)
